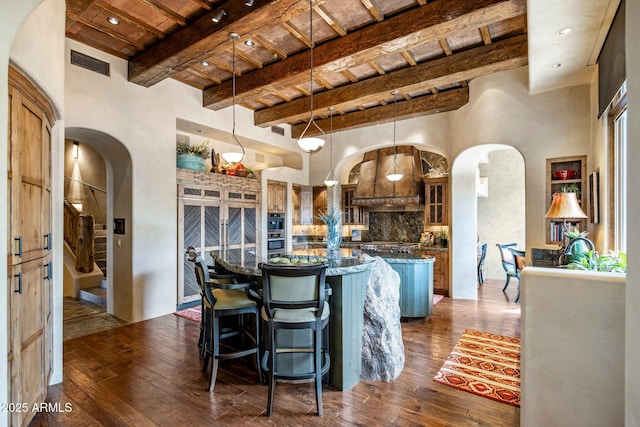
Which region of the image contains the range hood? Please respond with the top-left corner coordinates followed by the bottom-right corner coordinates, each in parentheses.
top-left (353, 146), bottom-right (424, 206)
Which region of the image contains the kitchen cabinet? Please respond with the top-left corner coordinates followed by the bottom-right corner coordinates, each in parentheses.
top-left (293, 185), bottom-right (313, 224)
top-left (267, 180), bottom-right (286, 212)
top-left (546, 155), bottom-right (587, 243)
top-left (312, 186), bottom-right (327, 224)
top-left (386, 259), bottom-right (434, 318)
top-left (342, 184), bottom-right (368, 225)
top-left (177, 170), bottom-right (260, 305)
top-left (7, 64), bottom-right (55, 427)
top-left (424, 177), bottom-right (448, 226)
top-left (416, 249), bottom-right (449, 296)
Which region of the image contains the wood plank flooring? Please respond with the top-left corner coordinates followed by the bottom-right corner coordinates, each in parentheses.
top-left (31, 279), bottom-right (520, 426)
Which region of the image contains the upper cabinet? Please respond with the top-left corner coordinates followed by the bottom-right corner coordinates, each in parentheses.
top-left (424, 177), bottom-right (448, 226)
top-left (312, 186), bottom-right (327, 224)
top-left (293, 185), bottom-right (313, 224)
top-left (342, 184), bottom-right (368, 225)
top-left (546, 155), bottom-right (587, 244)
top-left (267, 181), bottom-right (286, 213)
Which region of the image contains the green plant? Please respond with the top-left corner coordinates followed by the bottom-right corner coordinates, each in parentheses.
top-left (439, 227), bottom-right (448, 240)
top-left (564, 227), bottom-right (588, 240)
top-left (176, 140), bottom-right (209, 158)
top-left (559, 183), bottom-right (580, 198)
top-left (565, 250), bottom-right (627, 273)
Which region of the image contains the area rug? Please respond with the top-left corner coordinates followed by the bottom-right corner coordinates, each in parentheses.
top-left (433, 294), bottom-right (444, 305)
top-left (433, 329), bottom-right (521, 407)
top-left (174, 306), bottom-right (201, 323)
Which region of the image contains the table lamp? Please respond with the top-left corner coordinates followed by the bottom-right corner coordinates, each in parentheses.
top-left (544, 192), bottom-right (588, 261)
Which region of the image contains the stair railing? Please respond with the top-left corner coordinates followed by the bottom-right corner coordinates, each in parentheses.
top-left (63, 199), bottom-right (95, 273)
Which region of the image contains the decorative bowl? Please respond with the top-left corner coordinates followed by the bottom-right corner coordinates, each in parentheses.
top-left (235, 169), bottom-right (250, 177)
top-left (553, 169), bottom-right (576, 180)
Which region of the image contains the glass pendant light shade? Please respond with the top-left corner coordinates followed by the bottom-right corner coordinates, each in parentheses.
top-left (324, 107), bottom-right (338, 187)
top-left (386, 91), bottom-right (403, 182)
top-left (297, 0), bottom-right (325, 154)
top-left (223, 32), bottom-right (245, 164)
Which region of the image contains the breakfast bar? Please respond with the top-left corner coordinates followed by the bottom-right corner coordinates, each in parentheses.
top-left (211, 253), bottom-right (378, 390)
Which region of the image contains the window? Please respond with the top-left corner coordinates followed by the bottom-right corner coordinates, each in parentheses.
top-left (609, 82), bottom-right (627, 253)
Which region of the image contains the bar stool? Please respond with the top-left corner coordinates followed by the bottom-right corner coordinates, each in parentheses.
top-left (188, 249), bottom-right (262, 391)
top-left (260, 262), bottom-right (330, 416)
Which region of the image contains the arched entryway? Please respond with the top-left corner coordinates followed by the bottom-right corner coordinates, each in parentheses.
top-left (450, 144), bottom-right (525, 300)
top-left (65, 128), bottom-right (133, 320)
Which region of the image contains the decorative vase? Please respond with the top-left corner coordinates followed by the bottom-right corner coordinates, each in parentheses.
top-left (177, 154), bottom-right (206, 171)
top-left (326, 226), bottom-right (342, 259)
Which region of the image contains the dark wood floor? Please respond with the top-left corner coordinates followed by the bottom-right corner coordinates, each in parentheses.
top-left (31, 279), bottom-right (520, 426)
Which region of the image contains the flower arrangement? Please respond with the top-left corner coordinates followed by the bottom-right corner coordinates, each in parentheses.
top-left (317, 206), bottom-right (342, 254)
top-left (176, 140), bottom-right (209, 159)
top-left (316, 206), bottom-right (342, 228)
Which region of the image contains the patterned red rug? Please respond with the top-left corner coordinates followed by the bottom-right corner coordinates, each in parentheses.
top-left (174, 306), bottom-right (201, 323)
top-left (433, 329), bottom-right (521, 407)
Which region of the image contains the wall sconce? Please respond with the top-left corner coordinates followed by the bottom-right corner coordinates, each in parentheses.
top-left (72, 141), bottom-right (79, 159)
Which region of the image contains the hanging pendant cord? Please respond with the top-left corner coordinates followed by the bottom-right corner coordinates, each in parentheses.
top-left (329, 108), bottom-right (333, 168)
top-left (232, 37), bottom-right (237, 138)
top-left (309, 0), bottom-right (314, 119)
top-left (393, 92), bottom-right (398, 172)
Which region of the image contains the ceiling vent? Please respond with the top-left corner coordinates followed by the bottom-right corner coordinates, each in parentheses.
top-left (270, 126), bottom-right (285, 136)
top-left (70, 50), bottom-right (110, 77)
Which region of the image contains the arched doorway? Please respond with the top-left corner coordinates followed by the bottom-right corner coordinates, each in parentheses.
top-left (65, 128), bottom-right (133, 320)
top-left (451, 144), bottom-right (525, 300)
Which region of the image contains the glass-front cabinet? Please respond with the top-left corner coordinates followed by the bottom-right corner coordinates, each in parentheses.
top-left (424, 177), bottom-right (448, 226)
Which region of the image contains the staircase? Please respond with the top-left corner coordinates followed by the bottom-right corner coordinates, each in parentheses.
top-left (94, 224), bottom-right (107, 277)
top-left (79, 279), bottom-right (107, 307)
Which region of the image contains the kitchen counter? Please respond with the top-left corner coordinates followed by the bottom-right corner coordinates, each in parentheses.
top-left (211, 252), bottom-right (377, 391)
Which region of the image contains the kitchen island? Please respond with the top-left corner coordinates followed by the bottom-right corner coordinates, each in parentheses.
top-left (211, 253), bottom-right (377, 391)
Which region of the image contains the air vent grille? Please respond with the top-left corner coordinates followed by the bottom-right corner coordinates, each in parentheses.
top-left (70, 50), bottom-right (110, 76)
top-left (270, 126), bottom-right (285, 136)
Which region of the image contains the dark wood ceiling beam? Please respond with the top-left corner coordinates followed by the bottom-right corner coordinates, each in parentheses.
top-left (291, 87), bottom-right (469, 138)
top-left (128, 0), bottom-right (296, 87)
top-left (255, 34), bottom-right (526, 127)
top-left (203, 0), bottom-right (525, 109)
top-left (191, 0), bottom-right (214, 10)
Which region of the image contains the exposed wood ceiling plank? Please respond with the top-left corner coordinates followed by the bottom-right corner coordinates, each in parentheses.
top-left (67, 11), bottom-right (146, 51)
top-left (480, 26), bottom-right (493, 44)
top-left (191, 0), bottom-right (214, 10)
top-left (281, 21), bottom-right (311, 47)
top-left (128, 0), bottom-right (297, 87)
top-left (203, 0), bottom-right (525, 109)
top-left (314, 4), bottom-right (347, 36)
top-left (65, 32), bottom-right (130, 59)
top-left (253, 34), bottom-right (288, 59)
top-left (291, 87), bottom-right (470, 137)
top-left (439, 39), bottom-right (453, 56)
top-left (360, 0), bottom-right (385, 22)
top-left (255, 34), bottom-right (527, 127)
top-left (138, 0), bottom-right (187, 26)
top-left (235, 50), bottom-right (264, 69)
top-left (401, 50), bottom-right (418, 66)
top-left (94, 0), bottom-right (166, 39)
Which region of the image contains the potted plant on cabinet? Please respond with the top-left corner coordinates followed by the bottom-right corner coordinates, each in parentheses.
top-left (176, 141), bottom-right (209, 171)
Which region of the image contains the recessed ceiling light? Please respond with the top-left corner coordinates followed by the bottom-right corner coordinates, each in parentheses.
top-left (244, 40), bottom-right (255, 47)
top-left (201, 61), bottom-right (210, 66)
top-left (551, 63), bottom-right (562, 68)
top-left (107, 17), bottom-right (120, 25)
top-left (556, 27), bottom-right (572, 36)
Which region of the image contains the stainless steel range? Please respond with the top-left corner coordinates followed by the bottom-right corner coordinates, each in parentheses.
top-left (360, 242), bottom-right (420, 254)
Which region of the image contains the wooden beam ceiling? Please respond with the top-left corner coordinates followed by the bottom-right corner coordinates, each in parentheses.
top-left (203, 0), bottom-right (526, 110)
top-left (256, 34), bottom-right (528, 128)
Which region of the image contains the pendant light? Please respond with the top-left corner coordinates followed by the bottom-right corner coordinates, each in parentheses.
top-left (297, 0), bottom-right (325, 154)
top-left (386, 91), bottom-right (403, 182)
top-left (221, 32), bottom-right (245, 164)
top-left (324, 107), bottom-right (338, 187)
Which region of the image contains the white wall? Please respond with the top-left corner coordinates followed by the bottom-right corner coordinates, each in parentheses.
top-left (625, 1), bottom-right (640, 425)
top-left (520, 268), bottom-right (625, 427)
top-left (477, 148), bottom-right (526, 280)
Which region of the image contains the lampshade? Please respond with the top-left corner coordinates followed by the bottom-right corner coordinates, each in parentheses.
top-left (545, 192), bottom-right (588, 219)
top-left (297, 0), bottom-right (325, 154)
top-left (386, 91), bottom-right (403, 182)
top-left (223, 32), bottom-right (245, 165)
top-left (324, 107), bottom-right (338, 187)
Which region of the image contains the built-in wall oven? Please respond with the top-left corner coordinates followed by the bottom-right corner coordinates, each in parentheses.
top-left (267, 213), bottom-right (285, 257)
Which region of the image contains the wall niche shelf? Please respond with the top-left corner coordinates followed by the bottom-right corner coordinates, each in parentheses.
top-left (545, 155), bottom-right (587, 244)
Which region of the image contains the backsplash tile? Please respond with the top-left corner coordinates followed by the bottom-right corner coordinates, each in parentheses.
top-left (364, 211), bottom-right (423, 242)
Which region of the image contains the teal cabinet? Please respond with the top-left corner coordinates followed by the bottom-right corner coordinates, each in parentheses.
top-left (386, 259), bottom-right (434, 318)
